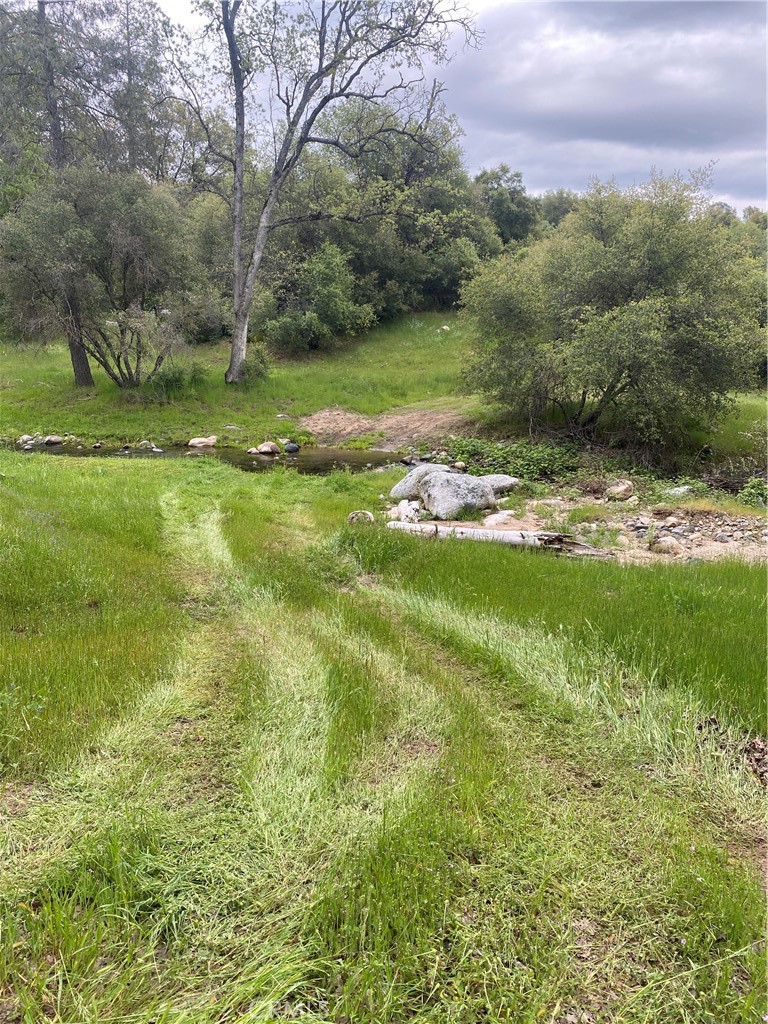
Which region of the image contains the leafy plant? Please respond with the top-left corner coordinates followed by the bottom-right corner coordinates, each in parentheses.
top-left (444, 437), bottom-right (580, 480)
top-left (737, 476), bottom-right (768, 507)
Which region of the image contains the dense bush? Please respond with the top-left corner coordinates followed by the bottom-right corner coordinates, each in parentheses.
top-left (738, 477), bottom-right (768, 507)
top-left (462, 173), bottom-right (765, 449)
top-left (261, 243), bottom-right (375, 353)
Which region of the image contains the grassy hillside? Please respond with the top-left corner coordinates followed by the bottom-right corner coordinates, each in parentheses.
top-left (0, 314), bottom-right (474, 446)
top-left (1, 451), bottom-right (765, 1023)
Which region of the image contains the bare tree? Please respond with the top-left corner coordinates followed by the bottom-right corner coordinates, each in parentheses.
top-left (190, 0), bottom-right (474, 382)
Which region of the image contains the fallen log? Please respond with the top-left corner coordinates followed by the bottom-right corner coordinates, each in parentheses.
top-left (386, 521), bottom-right (613, 558)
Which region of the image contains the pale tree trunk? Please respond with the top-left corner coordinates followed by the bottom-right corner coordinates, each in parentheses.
top-left (225, 188), bottom-right (279, 383)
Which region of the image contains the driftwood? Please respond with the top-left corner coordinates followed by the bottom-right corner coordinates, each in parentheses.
top-left (386, 521), bottom-right (613, 558)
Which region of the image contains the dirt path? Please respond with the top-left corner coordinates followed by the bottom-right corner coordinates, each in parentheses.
top-left (299, 406), bottom-right (475, 448)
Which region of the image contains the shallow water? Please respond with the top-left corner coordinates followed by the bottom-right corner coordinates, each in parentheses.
top-left (15, 443), bottom-right (399, 475)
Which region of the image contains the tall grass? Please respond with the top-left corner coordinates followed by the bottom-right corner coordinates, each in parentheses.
top-left (339, 525), bottom-right (767, 732)
top-left (0, 453), bottom-right (185, 774)
top-left (0, 453), bottom-right (764, 1023)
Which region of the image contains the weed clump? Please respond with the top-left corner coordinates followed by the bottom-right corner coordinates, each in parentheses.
top-left (443, 437), bottom-right (580, 480)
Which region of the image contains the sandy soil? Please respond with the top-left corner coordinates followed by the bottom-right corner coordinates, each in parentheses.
top-left (300, 406), bottom-right (474, 448)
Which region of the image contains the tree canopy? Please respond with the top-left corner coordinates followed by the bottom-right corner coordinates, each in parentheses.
top-left (462, 173), bottom-right (765, 446)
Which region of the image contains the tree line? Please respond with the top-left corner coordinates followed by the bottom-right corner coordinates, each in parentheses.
top-left (0, 0), bottom-right (764, 447)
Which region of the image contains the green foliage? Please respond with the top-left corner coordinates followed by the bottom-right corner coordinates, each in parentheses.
top-left (261, 243), bottom-right (376, 353)
top-left (146, 359), bottom-right (207, 400)
top-left (239, 345), bottom-right (270, 384)
top-left (462, 172), bottom-right (765, 449)
top-left (737, 477), bottom-right (768, 507)
top-left (444, 436), bottom-right (580, 479)
top-left (0, 167), bottom-right (192, 386)
top-left (472, 165), bottom-right (540, 244)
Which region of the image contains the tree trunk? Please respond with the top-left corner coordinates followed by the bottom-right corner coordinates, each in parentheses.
top-left (66, 327), bottom-right (95, 387)
top-left (226, 313), bottom-right (249, 383)
top-left (225, 188), bottom-right (279, 383)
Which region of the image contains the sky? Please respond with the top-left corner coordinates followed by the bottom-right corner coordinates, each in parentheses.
top-left (160, 0), bottom-right (767, 214)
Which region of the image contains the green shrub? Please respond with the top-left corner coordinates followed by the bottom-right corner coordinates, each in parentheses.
top-left (146, 360), bottom-right (206, 401)
top-left (262, 243), bottom-right (375, 353)
top-left (239, 346), bottom-right (269, 385)
top-left (737, 476), bottom-right (768, 507)
top-left (444, 437), bottom-right (580, 480)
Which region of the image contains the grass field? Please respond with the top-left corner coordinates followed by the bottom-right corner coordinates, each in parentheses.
top-left (0, 314), bottom-right (473, 447)
top-left (1, 450), bottom-right (765, 1023)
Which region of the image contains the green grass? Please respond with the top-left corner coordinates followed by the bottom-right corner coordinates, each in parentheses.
top-left (0, 313), bottom-right (472, 446)
top-left (341, 525), bottom-right (767, 732)
top-left (0, 452), bottom-right (765, 1023)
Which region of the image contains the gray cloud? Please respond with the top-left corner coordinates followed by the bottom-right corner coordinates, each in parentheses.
top-left (439, 1), bottom-right (767, 211)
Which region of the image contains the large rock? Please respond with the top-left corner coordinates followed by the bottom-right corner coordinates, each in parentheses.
top-left (43, 435), bottom-right (64, 446)
top-left (256, 441), bottom-right (281, 455)
top-left (605, 479), bottom-right (634, 501)
top-left (419, 471), bottom-right (496, 520)
top-left (480, 474), bottom-right (520, 495)
top-left (389, 464), bottom-right (452, 501)
top-left (188, 435), bottom-right (217, 447)
top-left (650, 535), bottom-right (683, 555)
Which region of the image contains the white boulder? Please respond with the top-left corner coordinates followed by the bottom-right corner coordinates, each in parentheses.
top-left (389, 464), bottom-right (452, 501)
top-left (606, 479), bottom-right (634, 501)
top-left (419, 471), bottom-right (496, 520)
top-left (188, 435), bottom-right (218, 447)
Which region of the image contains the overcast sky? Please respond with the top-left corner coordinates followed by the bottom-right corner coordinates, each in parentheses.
top-left (161, 0), bottom-right (767, 213)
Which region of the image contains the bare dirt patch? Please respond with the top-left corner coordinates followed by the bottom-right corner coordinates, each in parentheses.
top-left (0, 781), bottom-right (49, 817)
top-left (368, 734), bottom-right (441, 786)
top-left (300, 406), bottom-right (474, 448)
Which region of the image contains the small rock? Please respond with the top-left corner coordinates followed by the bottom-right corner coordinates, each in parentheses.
top-left (453, 461), bottom-right (467, 471)
top-left (347, 510), bottom-right (374, 524)
top-left (614, 535), bottom-right (630, 549)
top-left (732, 530), bottom-right (744, 541)
top-left (138, 440), bottom-right (152, 448)
top-left (92, 442), bottom-right (102, 449)
top-left (256, 441), bottom-right (281, 455)
top-left (43, 435), bottom-right (64, 446)
top-left (665, 485), bottom-right (693, 497)
top-left (151, 446), bottom-right (164, 453)
top-left (188, 435), bottom-right (218, 448)
top-left (606, 479), bottom-right (634, 501)
top-left (714, 533), bottom-right (730, 543)
top-left (275, 413), bottom-right (292, 419)
top-left (400, 455), bottom-right (415, 466)
top-left (284, 442), bottom-right (300, 453)
top-left (650, 535), bottom-right (683, 555)
top-left (537, 498), bottom-right (566, 509)
top-left (23, 443), bottom-right (34, 451)
top-left (17, 435), bottom-right (33, 445)
top-left (395, 500), bottom-right (420, 523)
top-left (483, 511), bottom-right (517, 527)
top-left (624, 495), bottom-right (640, 506)
top-left (223, 424), bottom-right (240, 429)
